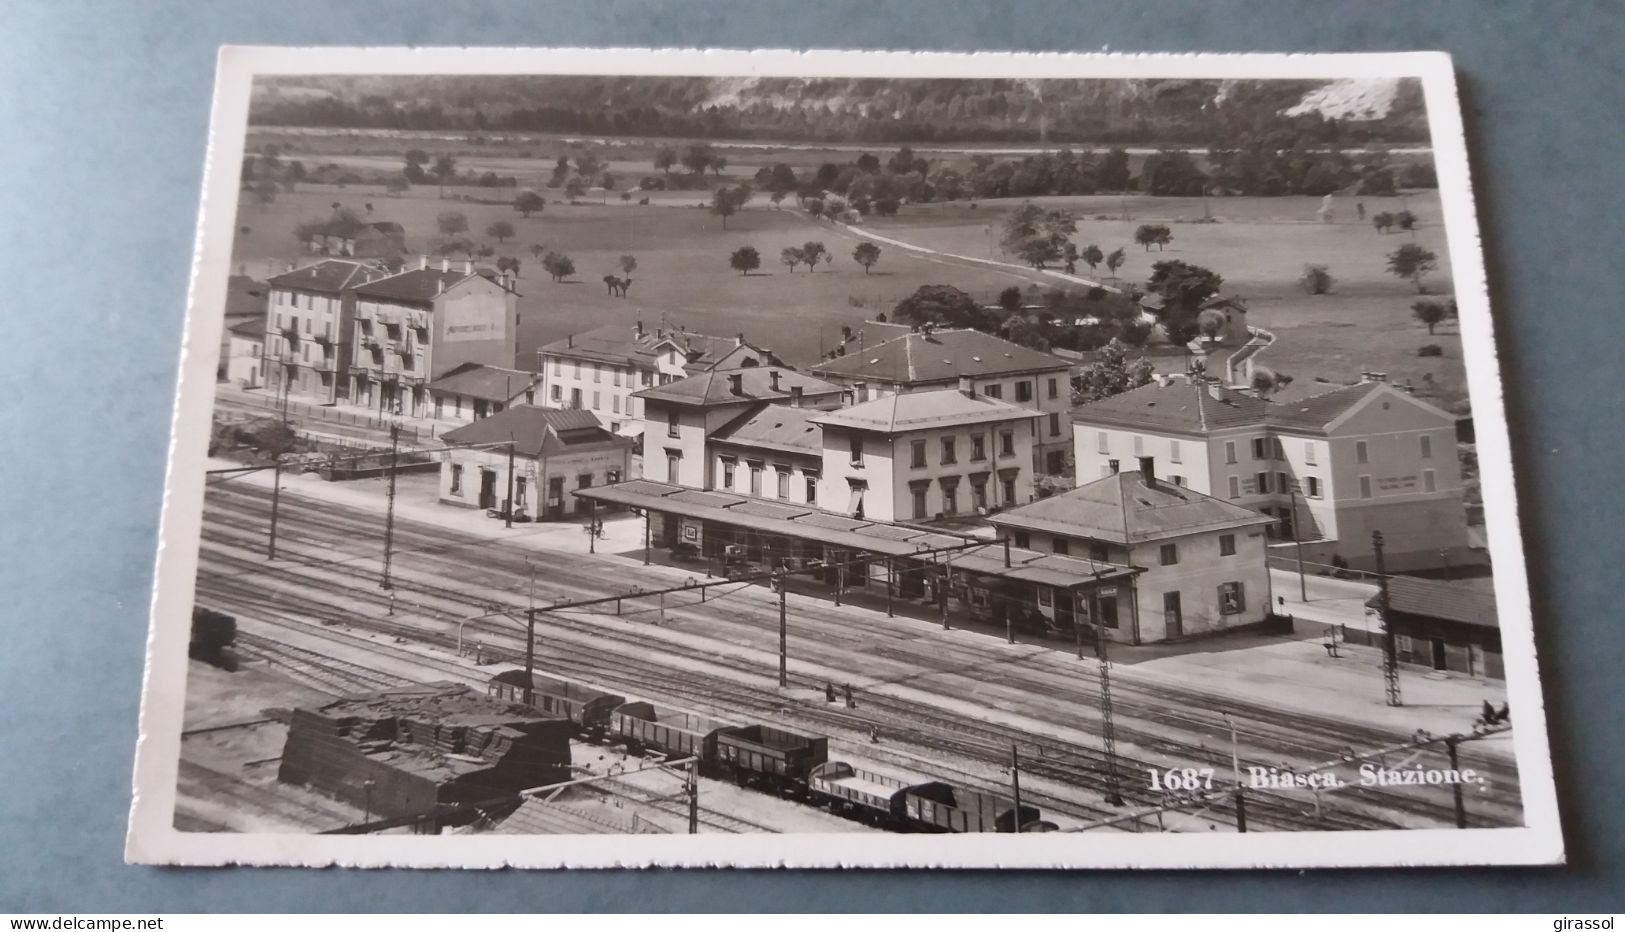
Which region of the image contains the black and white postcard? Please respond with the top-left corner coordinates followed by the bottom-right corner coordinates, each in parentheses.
top-left (127, 48), bottom-right (1562, 869)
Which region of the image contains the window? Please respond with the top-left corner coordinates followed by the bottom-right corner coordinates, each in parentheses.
top-left (1225, 441), bottom-right (1237, 465)
top-left (941, 482), bottom-right (959, 515)
top-left (1228, 475), bottom-right (1241, 499)
top-left (849, 435), bottom-right (864, 466)
top-left (1252, 437), bottom-right (1270, 460)
top-left (1048, 412), bottom-right (1061, 436)
top-left (450, 464), bottom-right (463, 495)
top-left (911, 439), bottom-right (927, 468)
top-left (572, 361), bottom-right (581, 379)
top-left (971, 477), bottom-right (988, 510)
top-left (515, 477), bottom-right (527, 508)
top-left (1305, 441), bottom-right (1317, 466)
top-left (1000, 430), bottom-right (1015, 457)
top-left (1219, 533), bottom-right (1236, 557)
top-left (721, 458), bottom-right (735, 489)
top-left (551, 358), bottom-right (562, 377)
top-left (641, 371), bottom-right (652, 387)
top-left (1097, 592), bottom-right (1121, 629)
top-left (667, 409), bottom-right (680, 439)
top-left (1170, 475), bottom-right (1186, 487)
top-left (1013, 531), bottom-right (1030, 549)
top-left (941, 437), bottom-right (957, 465)
top-left (1037, 587), bottom-right (1052, 607)
top-left (1356, 440), bottom-right (1369, 464)
top-left (1306, 476), bottom-right (1322, 499)
top-left (591, 391), bottom-right (601, 410)
top-left (592, 363), bottom-right (601, 383)
top-left (1218, 581), bottom-right (1246, 615)
top-left (971, 434), bottom-right (986, 461)
top-left (1423, 469), bottom-right (1437, 493)
top-left (748, 463), bottom-right (763, 497)
top-left (1098, 431), bottom-right (1110, 455)
top-left (912, 485), bottom-right (928, 519)
top-left (1277, 471), bottom-right (1290, 495)
top-left (524, 389), bottom-right (535, 405)
top-left (984, 383), bottom-right (1002, 399)
top-left (1420, 434), bottom-right (1433, 459)
top-left (1168, 439), bottom-right (1182, 464)
top-left (1255, 472), bottom-right (1270, 494)
top-left (1015, 381), bottom-right (1033, 403)
top-left (805, 474), bottom-right (818, 504)
top-left (1052, 538), bottom-right (1070, 556)
top-left (1047, 377), bottom-right (1059, 400)
top-left (606, 469), bottom-right (621, 485)
top-left (1002, 476), bottom-right (1016, 504)
top-left (666, 451), bottom-right (682, 482)
top-left (577, 473), bottom-right (593, 490)
top-left (1359, 475), bottom-right (1373, 499)
top-left (775, 466), bottom-right (790, 500)
top-left (1133, 435), bottom-right (1144, 456)
top-left (1159, 543), bottom-right (1179, 566)
top-left (1089, 541), bottom-right (1109, 563)
top-left (1274, 438), bottom-right (1286, 460)
top-left (613, 369), bottom-right (622, 388)
top-left (550, 384), bottom-right (561, 402)
top-left (612, 396), bottom-right (621, 414)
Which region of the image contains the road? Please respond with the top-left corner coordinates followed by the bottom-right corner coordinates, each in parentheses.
top-left (191, 478), bottom-right (1525, 833)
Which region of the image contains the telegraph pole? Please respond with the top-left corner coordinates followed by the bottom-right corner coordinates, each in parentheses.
top-left (1223, 713), bottom-right (1247, 833)
top-left (1372, 530), bottom-right (1403, 706)
top-left (1009, 745), bottom-right (1024, 833)
top-left (267, 377), bottom-right (291, 561)
top-left (777, 570), bottom-right (789, 688)
top-left (1446, 736), bottom-right (1467, 828)
top-left (687, 757), bottom-right (699, 834)
top-left (1290, 486), bottom-right (1307, 601)
top-left (504, 434), bottom-right (516, 529)
top-left (938, 551), bottom-right (951, 631)
top-left (380, 422), bottom-right (399, 590)
top-left (1092, 585), bottom-right (1124, 807)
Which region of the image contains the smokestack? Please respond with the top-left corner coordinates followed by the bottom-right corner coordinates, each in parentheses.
top-left (727, 372), bottom-right (744, 396)
top-left (958, 375), bottom-right (975, 397)
top-left (1139, 456), bottom-right (1156, 483)
top-left (768, 369), bottom-right (781, 392)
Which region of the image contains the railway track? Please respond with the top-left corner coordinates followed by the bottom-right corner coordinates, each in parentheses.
top-left (194, 482), bottom-right (1523, 831)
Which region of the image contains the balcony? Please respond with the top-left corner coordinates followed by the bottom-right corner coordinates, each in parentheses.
top-left (313, 328), bottom-right (335, 345)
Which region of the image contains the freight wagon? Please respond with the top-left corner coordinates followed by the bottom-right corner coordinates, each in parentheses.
top-left (487, 669), bottom-right (625, 738)
top-left (611, 701), bottom-right (738, 766)
top-left (807, 761), bottom-right (911, 825)
top-left (901, 781), bottom-right (1046, 833)
top-left (714, 723), bottom-right (829, 795)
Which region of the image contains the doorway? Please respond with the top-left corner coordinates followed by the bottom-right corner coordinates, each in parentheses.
top-left (1431, 638), bottom-right (1448, 671)
top-left (1163, 591), bottom-right (1183, 639)
top-left (478, 468), bottom-right (497, 509)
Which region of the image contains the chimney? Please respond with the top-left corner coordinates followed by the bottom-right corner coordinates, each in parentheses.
top-left (1207, 382), bottom-right (1224, 401)
top-left (736, 332), bottom-right (745, 347)
top-left (768, 369), bottom-right (781, 392)
top-left (464, 259), bottom-right (474, 275)
top-left (418, 255), bottom-right (429, 270)
top-left (440, 258), bottom-right (450, 272)
top-left (634, 320), bottom-right (644, 338)
top-left (436, 278), bottom-right (445, 295)
top-left (790, 385), bottom-right (804, 407)
top-left (727, 372), bottom-right (744, 396)
top-left (958, 375), bottom-right (975, 397)
top-left (1108, 458), bottom-right (1121, 474)
top-left (1139, 456), bottom-right (1156, 483)
top-left (567, 334), bottom-right (574, 348)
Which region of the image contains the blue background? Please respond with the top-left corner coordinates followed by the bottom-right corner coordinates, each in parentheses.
top-left (2, 0), bottom-right (1621, 912)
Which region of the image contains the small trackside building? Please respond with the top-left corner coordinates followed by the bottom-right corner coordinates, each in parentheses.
top-left (426, 362), bottom-right (541, 423)
top-left (439, 405), bottom-right (634, 520)
top-left (989, 457), bottom-right (1275, 644)
top-left (809, 381), bottom-right (1038, 524)
top-left (1364, 577), bottom-right (1503, 679)
top-left (809, 326), bottom-right (1075, 475)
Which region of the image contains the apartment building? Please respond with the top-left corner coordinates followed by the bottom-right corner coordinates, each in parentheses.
top-left (810, 380), bottom-right (1037, 523)
top-left (1071, 374), bottom-right (1469, 570)
top-left (809, 325), bottom-right (1074, 475)
top-left (536, 321), bottom-right (781, 433)
top-left (263, 259), bottom-right (373, 404)
top-left (989, 457), bottom-right (1274, 643)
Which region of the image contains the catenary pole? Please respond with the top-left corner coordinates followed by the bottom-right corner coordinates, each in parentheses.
top-left (777, 570), bottom-right (789, 688)
top-left (505, 434), bottom-right (516, 529)
top-left (1373, 530), bottom-right (1403, 706)
top-left (380, 422), bottom-right (399, 589)
top-left (1009, 745), bottom-right (1024, 833)
top-left (267, 376), bottom-right (291, 560)
top-left (1446, 736), bottom-right (1467, 828)
top-left (1290, 486), bottom-right (1307, 601)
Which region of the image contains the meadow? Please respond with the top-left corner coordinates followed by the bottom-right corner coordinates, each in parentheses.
top-left (229, 173), bottom-right (1467, 408)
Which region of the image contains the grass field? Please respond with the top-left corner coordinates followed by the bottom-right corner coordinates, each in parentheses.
top-left (228, 179), bottom-right (1467, 408)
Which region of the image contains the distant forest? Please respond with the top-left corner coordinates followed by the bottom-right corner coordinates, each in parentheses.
top-left (248, 75), bottom-right (1431, 147)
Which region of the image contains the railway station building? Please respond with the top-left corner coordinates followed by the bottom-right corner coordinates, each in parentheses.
top-left (574, 478), bottom-right (1143, 644)
top-left (439, 405), bottom-right (635, 520)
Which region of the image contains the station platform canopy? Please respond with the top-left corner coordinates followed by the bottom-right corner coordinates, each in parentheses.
top-left (576, 479), bottom-right (1140, 591)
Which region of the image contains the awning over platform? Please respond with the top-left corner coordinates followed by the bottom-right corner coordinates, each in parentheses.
top-left (576, 479), bottom-right (1140, 589)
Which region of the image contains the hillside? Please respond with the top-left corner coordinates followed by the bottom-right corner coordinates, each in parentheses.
top-left (248, 75), bottom-right (1431, 146)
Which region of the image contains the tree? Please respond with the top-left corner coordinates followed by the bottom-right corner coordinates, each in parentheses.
top-left (540, 251), bottom-right (575, 282)
top-left (681, 143), bottom-right (715, 176)
top-left (1062, 241), bottom-right (1079, 274)
top-left (709, 155), bottom-right (728, 177)
top-left (1003, 314), bottom-right (1052, 351)
top-left (486, 220), bottom-right (516, 243)
top-left (431, 154), bottom-right (457, 197)
top-left (1387, 244), bottom-right (1439, 293)
top-left (893, 284), bottom-right (998, 332)
top-left (1373, 211), bottom-right (1396, 234)
top-left (436, 211), bottom-right (469, 238)
top-left (654, 146), bottom-right (678, 176)
top-left (852, 241), bottom-right (882, 274)
top-left (564, 177), bottom-right (587, 202)
top-left (1081, 244), bottom-right (1104, 274)
top-left (619, 255), bottom-right (638, 276)
top-left (780, 246), bottom-right (804, 272)
top-left (283, 161), bottom-right (306, 191)
top-left (711, 184), bottom-right (752, 229)
top-left (252, 179), bottom-right (278, 204)
top-left (997, 286), bottom-right (1024, 313)
top-left (1411, 299), bottom-right (1447, 335)
top-left (529, 243), bottom-right (547, 261)
top-left (1395, 209), bottom-right (1418, 232)
top-left (730, 245), bottom-right (762, 275)
top-left (1197, 308), bottom-right (1228, 341)
top-left (1299, 263), bottom-right (1335, 295)
top-left (496, 256), bottom-right (521, 275)
top-left (1135, 223), bottom-right (1172, 251)
top-left (1072, 338), bottom-right (1155, 404)
top-left (1250, 366), bottom-right (1291, 399)
top-left (514, 189), bottom-right (545, 217)
top-left (1105, 247), bottom-right (1126, 282)
top-left (1098, 148), bottom-right (1132, 191)
top-left (574, 152), bottom-right (604, 183)
top-left (1000, 201), bottom-right (1076, 269)
top-left (801, 241), bottom-right (829, 272)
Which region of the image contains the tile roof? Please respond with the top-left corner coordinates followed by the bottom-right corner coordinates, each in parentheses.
top-left (352, 266), bottom-right (515, 304)
top-left (710, 403), bottom-right (824, 457)
top-left (1368, 577), bottom-right (1500, 629)
top-left (1071, 380), bottom-right (1270, 434)
top-left (224, 275), bottom-right (269, 319)
top-left (1265, 381), bottom-right (1385, 431)
top-left (426, 363), bottom-right (537, 403)
top-left (441, 404), bottom-right (629, 458)
top-left (538, 324), bottom-right (773, 373)
top-left (810, 388), bottom-right (1034, 433)
top-left (634, 367), bottom-right (843, 407)
top-left (227, 317), bottom-right (265, 338)
top-left (989, 469), bottom-right (1272, 545)
top-left (267, 259), bottom-right (375, 295)
top-left (809, 328), bottom-right (1070, 384)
